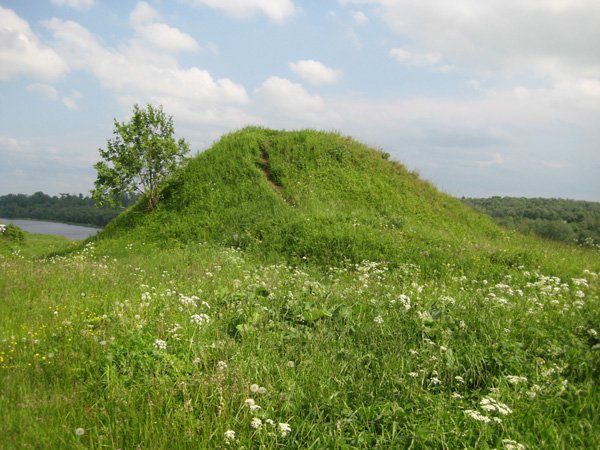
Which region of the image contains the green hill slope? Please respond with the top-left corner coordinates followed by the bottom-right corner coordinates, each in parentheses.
top-left (100, 127), bottom-right (520, 274)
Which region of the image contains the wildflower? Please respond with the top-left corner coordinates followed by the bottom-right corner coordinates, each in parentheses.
top-left (398, 294), bottom-right (411, 310)
top-left (286, 360), bottom-right (295, 368)
top-left (190, 313), bottom-right (210, 326)
top-left (452, 392), bottom-right (463, 399)
top-left (373, 315), bottom-right (384, 325)
top-left (258, 386), bottom-right (267, 395)
top-left (480, 396), bottom-right (512, 415)
top-left (408, 372), bottom-right (419, 378)
top-left (251, 418), bottom-right (262, 429)
top-left (588, 329), bottom-right (598, 337)
top-left (265, 419), bottom-right (275, 426)
top-left (75, 428), bottom-right (85, 436)
top-left (464, 409), bottom-right (490, 423)
top-left (250, 384), bottom-right (260, 393)
top-left (245, 398), bottom-right (262, 411)
top-left (278, 422), bottom-right (291, 437)
top-left (224, 430), bottom-right (236, 442)
top-left (503, 439), bottom-right (526, 450)
top-left (454, 376), bottom-right (465, 383)
top-left (154, 339), bottom-right (167, 350)
top-left (506, 375), bottom-right (528, 385)
top-left (217, 360), bottom-right (227, 371)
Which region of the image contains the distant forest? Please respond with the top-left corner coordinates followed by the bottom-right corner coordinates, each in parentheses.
top-left (0, 192), bottom-right (134, 227)
top-left (464, 197), bottom-right (600, 247)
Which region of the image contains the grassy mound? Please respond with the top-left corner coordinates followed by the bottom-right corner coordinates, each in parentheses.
top-left (100, 127), bottom-right (539, 275)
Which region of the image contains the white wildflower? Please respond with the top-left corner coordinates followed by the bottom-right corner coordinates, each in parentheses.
top-left (251, 417), bottom-right (262, 429)
top-left (503, 439), bottom-right (526, 450)
top-left (506, 375), bottom-right (528, 385)
top-left (480, 396), bottom-right (512, 415)
top-left (217, 360), bottom-right (227, 371)
top-left (154, 339), bottom-right (167, 350)
top-left (374, 315), bottom-right (384, 325)
top-left (250, 384), bottom-right (260, 393)
top-left (588, 329), bottom-right (598, 337)
top-left (464, 409), bottom-right (490, 423)
top-left (224, 430), bottom-right (236, 441)
top-left (454, 376), bottom-right (465, 383)
top-left (75, 428), bottom-right (85, 436)
top-left (398, 294), bottom-right (412, 310)
top-left (258, 386), bottom-right (267, 395)
top-left (278, 422), bottom-right (291, 437)
top-left (286, 360), bottom-right (295, 368)
top-left (190, 313), bottom-right (210, 326)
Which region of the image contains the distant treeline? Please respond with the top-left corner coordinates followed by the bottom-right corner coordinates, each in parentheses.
top-left (464, 197), bottom-right (600, 247)
top-left (0, 192), bottom-right (135, 227)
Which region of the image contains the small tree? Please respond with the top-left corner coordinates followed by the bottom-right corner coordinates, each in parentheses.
top-left (92, 104), bottom-right (190, 210)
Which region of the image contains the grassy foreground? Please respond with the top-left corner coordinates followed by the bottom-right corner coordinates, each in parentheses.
top-left (1, 232), bottom-right (598, 449)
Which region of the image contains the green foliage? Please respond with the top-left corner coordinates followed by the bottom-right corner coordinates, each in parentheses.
top-left (0, 191), bottom-right (132, 227)
top-left (92, 104), bottom-right (190, 210)
top-left (0, 223), bottom-right (25, 243)
top-left (464, 197), bottom-right (600, 247)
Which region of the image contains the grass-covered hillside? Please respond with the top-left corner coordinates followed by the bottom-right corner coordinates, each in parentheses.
top-left (1, 128), bottom-right (599, 449)
top-left (102, 127), bottom-right (578, 277)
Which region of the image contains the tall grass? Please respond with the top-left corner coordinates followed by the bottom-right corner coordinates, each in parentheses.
top-left (1, 233), bottom-right (598, 448)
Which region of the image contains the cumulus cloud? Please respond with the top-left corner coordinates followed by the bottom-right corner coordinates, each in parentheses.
top-left (190, 0), bottom-right (296, 23)
top-left (254, 76), bottom-right (338, 125)
top-left (43, 3), bottom-right (250, 128)
top-left (0, 6), bottom-right (68, 80)
top-left (289, 60), bottom-right (341, 85)
top-left (129, 2), bottom-right (199, 53)
top-left (51, 0), bottom-right (95, 10)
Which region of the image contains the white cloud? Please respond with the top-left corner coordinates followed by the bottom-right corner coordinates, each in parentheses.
top-left (254, 76), bottom-right (338, 124)
top-left (43, 10), bottom-right (249, 128)
top-left (129, 1), bottom-right (161, 26)
top-left (51, 0), bottom-right (95, 10)
top-left (191, 0), bottom-right (296, 23)
top-left (27, 83), bottom-right (59, 101)
top-left (129, 2), bottom-right (199, 53)
top-left (0, 7), bottom-right (68, 80)
top-left (351, 10), bottom-right (369, 26)
top-left (342, 0), bottom-right (600, 81)
top-left (389, 48), bottom-right (441, 67)
top-left (289, 60), bottom-right (341, 85)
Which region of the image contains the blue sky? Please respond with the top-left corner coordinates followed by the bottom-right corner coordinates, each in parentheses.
top-left (1, 0), bottom-right (599, 200)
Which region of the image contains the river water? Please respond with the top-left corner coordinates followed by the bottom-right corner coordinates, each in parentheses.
top-left (0, 218), bottom-right (101, 240)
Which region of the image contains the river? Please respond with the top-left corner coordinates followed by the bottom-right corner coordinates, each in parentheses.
top-left (0, 218), bottom-right (101, 240)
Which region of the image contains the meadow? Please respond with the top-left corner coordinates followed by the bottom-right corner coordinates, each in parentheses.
top-left (1, 128), bottom-right (599, 448)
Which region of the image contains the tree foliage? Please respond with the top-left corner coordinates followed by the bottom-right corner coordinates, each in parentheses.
top-left (0, 192), bottom-right (134, 227)
top-left (92, 104), bottom-right (190, 210)
top-left (464, 196), bottom-right (600, 247)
